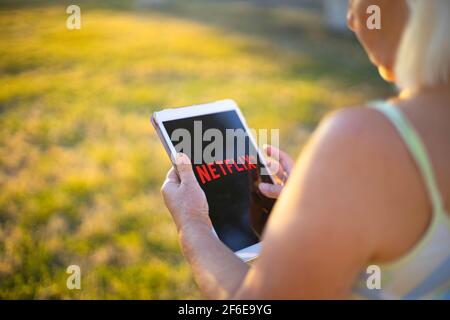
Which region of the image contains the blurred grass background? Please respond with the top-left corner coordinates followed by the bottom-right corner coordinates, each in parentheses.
top-left (0, 0), bottom-right (392, 299)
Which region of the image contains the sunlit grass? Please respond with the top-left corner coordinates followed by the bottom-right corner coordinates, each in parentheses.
top-left (0, 0), bottom-right (391, 299)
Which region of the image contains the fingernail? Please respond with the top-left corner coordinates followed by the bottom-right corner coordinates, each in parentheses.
top-left (175, 153), bottom-right (189, 165)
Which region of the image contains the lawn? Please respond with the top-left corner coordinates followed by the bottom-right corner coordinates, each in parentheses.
top-left (0, 0), bottom-right (392, 299)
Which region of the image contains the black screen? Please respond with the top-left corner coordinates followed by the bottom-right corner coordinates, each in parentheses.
top-left (162, 110), bottom-right (275, 251)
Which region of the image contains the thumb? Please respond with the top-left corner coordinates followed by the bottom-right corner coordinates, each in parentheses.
top-left (258, 182), bottom-right (283, 199)
top-left (174, 153), bottom-right (197, 185)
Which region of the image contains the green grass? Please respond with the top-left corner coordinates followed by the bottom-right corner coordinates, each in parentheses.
top-left (0, 0), bottom-right (392, 299)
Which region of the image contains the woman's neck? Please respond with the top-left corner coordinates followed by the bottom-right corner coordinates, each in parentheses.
top-left (399, 81), bottom-right (450, 102)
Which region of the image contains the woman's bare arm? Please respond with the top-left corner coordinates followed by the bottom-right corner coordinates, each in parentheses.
top-left (178, 221), bottom-right (249, 299)
top-left (235, 108), bottom-right (380, 298)
top-left (233, 106), bottom-right (431, 298)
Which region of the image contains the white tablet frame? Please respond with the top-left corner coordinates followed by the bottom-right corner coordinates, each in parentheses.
top-left (151, 99), bottom-right (275, 262)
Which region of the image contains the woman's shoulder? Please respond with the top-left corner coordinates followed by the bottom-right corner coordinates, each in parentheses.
top-left (303, 105), bottom-right (431, 262)
top-left (308, 105), bottom-right (406, 171)
top-left (318, 105), bottom-right (396, 146)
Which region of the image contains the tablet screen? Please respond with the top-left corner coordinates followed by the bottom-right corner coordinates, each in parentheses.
top-left (162, 110), bottom-right (275, 252)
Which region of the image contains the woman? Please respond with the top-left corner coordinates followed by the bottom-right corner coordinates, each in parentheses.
top-left (161, 0), bottom-right (450, 299)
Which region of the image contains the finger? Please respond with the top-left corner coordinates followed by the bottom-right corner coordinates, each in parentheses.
top-left (264, 144), bottom-right (294, 175)
top-left (161, 167), bottom-right (181, 199)
top-left (161, 176), bottom-right (179, 199)
top-left (266, 158), bottom-right (285, 182)
top-left (174, 153), bottom-right (197, 185)
top-left (166, 167), bottom-right (180, 184)
top-left (258, 182), bottom-right (283, 199)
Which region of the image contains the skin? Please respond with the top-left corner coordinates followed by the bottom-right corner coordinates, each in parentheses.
top-left (161, 0), bottom-right (450, 299)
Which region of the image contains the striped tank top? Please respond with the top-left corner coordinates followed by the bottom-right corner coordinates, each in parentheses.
top-left (351, 101), bottom-right (450, 300)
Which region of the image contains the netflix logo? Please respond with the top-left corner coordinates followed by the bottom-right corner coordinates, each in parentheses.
top-left (194, 155), bottom-right (258, 185)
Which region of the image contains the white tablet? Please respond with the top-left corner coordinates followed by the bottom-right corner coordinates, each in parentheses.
top-left (151, 99), bottom-right (276, 262)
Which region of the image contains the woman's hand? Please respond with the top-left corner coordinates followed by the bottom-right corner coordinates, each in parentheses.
top-left (161, 153), bottom-right (249, 299)
top-left (161, 153), bottom-right (212, 232)
top-left (259, 144), bottom-right (295, 199)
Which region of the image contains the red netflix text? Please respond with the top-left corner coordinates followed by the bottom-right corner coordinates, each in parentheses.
top-left (194, 155), bottom-right (258, 185)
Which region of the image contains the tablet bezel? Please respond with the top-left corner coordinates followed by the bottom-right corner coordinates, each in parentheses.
top-left (151, 99), bottom-right (275, 262)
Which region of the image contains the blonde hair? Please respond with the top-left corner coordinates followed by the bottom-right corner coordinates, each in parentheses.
top-left (395, 0), bottom-right (450, 91)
